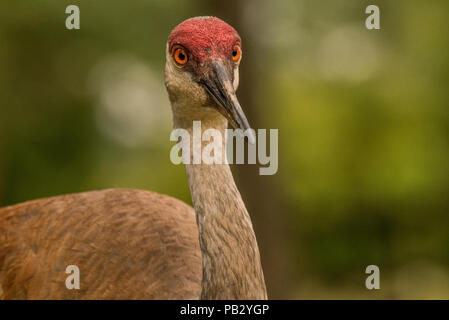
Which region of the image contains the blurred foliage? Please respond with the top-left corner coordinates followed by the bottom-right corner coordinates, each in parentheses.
top-left (0, 0), bottom-right (448, 298)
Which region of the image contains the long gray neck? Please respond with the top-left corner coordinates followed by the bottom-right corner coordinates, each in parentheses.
top-left (175, 114), bottom-right (267, 299)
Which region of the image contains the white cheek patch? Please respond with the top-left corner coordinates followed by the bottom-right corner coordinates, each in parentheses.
top-left (233, 67), bottom-right (239, 90)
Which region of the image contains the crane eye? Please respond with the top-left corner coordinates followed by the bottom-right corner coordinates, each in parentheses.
top-left (173, 47), bottom-right (188, 66)
top-left (231, 45), bottom-right (242, 62)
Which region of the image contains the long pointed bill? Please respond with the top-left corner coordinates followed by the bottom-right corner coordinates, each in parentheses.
top-left (200, 60), bottom-right (256, 144)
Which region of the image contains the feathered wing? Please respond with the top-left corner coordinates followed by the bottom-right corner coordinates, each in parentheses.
top-left (0, 188), bottom-right (201, 299)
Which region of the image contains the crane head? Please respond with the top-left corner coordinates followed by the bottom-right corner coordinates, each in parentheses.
top-left (165, 16), bottom-right (253, 141)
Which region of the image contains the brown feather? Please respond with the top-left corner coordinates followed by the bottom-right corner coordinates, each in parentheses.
top-left (0, 188), bottom-right (201, 299)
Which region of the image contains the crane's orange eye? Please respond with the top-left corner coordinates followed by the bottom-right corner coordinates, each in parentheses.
top-left (173, 47), bottom-right (188, 66)
top-left (232, 45), bottom-right (242, 62)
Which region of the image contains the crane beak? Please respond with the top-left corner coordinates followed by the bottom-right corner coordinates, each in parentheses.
top-left (200, 60), bottom-right (256, 144)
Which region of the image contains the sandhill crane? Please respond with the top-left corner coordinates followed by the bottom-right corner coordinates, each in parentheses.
top-left (0, 16), bottom-right (267, 300)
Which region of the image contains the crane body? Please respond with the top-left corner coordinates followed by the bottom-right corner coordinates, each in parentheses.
top-left (0, 16), bottom-right (267, 300)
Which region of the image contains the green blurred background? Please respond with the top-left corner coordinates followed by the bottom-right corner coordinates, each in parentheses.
top-left (1, 0), bottom-right (448, 299)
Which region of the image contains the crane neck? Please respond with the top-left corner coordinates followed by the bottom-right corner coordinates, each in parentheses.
top-left (173, 112), bottom-right (267, 299)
